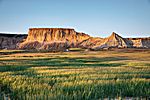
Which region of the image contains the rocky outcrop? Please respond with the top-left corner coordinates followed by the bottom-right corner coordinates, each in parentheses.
top-left (79, 37), bottom-right (103, 48)
top-left (102, 32), bottom-right (132, 48)
top-left (20, 41), bottom-right (68, 51)
top-left (0, 33), bottom-right (27, 49)
top-left (79, 32), bottom-right (150, 50)
top-left (91, 32), bottom-right (133, 50)
top-left (19, 28), bottom-right (90, 50)
top-left (0, 28), bottom-right (150, 51)
top-left (127, 38), bottom-right (150, 48)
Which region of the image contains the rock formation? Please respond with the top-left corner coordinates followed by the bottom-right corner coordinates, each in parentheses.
top-left (19, 28), bottom-right (90, 51)
top-left (80, 32), bottom-right (150, 50)
top-left (90, 32), bottom-right (133, 50)
top-left (127, 38), bottom-right (150, 48)
top-left (0, 28), bottom-right (150, 51)
top-left (79, 37), bottom-right (103, 48)
top-left (0, 33), bottom-right (27, 49)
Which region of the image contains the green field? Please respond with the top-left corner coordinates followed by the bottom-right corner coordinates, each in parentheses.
top-left (0, 50), bottom-right (150, 99)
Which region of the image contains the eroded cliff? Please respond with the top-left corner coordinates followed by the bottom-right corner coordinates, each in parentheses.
top-left (19, 28), bottom-right (90, 50)
top-left (79, 32), bottom-right (150, 50)
top-left (0, 33), bottom-right (27, 49)
top-left (127, 38), bottom-right (150, 48)
top-left (0, 28), bottom-right (150, 51)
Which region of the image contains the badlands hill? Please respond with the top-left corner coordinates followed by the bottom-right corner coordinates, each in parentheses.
top-left (0, 28), bottom-right (150, 51)
top-left (0, 33), bottom-right (27, 49)
top-left (19, 28), bottom-right (90, 51)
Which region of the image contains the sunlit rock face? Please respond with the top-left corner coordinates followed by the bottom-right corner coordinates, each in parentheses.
top-left (0, 33), bottom-right (27, 49)
top-left (80, 32), bottom-right (133, 50)
top-left (19, 28), bottom-right (90, 50)
top-left (102, 32), bottom-right (132, 48)
top-left (79, 37), bottom-right (103, 48)
top-left (80, 32), bottom-right (150, 50)
top-left (98, 32), bottom-right (133, 49)
top-left (0, 29), bottom-right (149, 51)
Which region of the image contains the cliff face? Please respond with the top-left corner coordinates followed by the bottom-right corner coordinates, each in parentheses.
top-left (0, 29), bottom-right (150, 51)
top-left (80, 32), bottom-right (150, 50)
top-left (19, 28), bottom-right (90, 50)
top-left (80, 32), bottom-right (132, 50)
top-left (102, 32), bottom-right (132, 48)
top-left (126, 38), bottom-right (150, 48)
top-left (91, 32), bottom-right (129, 49)
top-left (0, 33), bottom-right (27, 49)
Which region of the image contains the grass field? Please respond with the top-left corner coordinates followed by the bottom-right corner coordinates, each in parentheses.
top-left (0, 49), bottom-right (150, 99)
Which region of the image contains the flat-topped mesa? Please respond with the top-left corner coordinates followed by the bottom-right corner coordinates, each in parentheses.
top-left (19, 28), bottom-right (90, 50)
top-left (29, 28), bottom-right (75, 31)
top-left (26, 28), bottom-right (89, 42)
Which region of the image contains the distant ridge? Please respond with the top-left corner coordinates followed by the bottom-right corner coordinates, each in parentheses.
top-left (0, 33), bottom-right (27, 49)
top-left (93, 32), bottom-right (132, 48)
top-left (0, 29), bottom-right (150, 50)
top-left (0, 33), bottom-right (27, 37)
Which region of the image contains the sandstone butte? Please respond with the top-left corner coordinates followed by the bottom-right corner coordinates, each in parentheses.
top-left (0, 28), bottom-right (150, 51)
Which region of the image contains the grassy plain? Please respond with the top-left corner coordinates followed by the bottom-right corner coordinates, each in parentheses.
top-left (0, 49), bottom-right (150, 99)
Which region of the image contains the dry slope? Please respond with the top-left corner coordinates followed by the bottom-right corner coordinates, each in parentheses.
top-left (0, 33), bottom-right (27, 49)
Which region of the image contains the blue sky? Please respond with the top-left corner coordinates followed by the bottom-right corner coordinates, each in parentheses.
top-left (0, 0), bottom-right (150, 37)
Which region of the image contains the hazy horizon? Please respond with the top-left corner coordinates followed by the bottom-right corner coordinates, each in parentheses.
top-left (0, 0), bottom-right (150, 38)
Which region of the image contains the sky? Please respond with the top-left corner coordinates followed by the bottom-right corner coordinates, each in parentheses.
top-left (0, 0), bottom-right (150, 38)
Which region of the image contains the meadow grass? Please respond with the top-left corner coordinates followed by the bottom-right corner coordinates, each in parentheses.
top-left (0, 50), bottom-right (150, 99)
